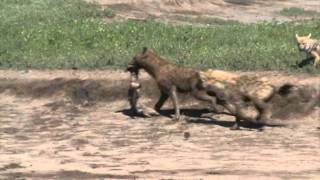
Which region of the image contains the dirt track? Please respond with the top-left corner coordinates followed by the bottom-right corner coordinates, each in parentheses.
top-left (0, 70), bottom-right (319, 179)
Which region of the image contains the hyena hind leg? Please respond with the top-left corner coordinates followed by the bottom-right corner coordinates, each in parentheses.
top-left (191, 89), bottom-right (225, 113)
top-left (251, 97), bottom-right (272, 123)
top-left (169, 86), bottom-right (181, 121)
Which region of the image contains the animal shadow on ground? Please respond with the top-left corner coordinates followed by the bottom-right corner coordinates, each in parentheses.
top-left (296, 57), bottom-right (314, 68)
top-left (224, 0), bottom-right (255, 6)
top-left (117, 108), bottom-right (150, 118)
top-left (119, 108), bottom-right (280, 130)
top-left (117, 108), bottom-right (209, 119)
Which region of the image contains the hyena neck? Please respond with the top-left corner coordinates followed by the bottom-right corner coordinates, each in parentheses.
top-left (139, 52), bottom-right (169, 79)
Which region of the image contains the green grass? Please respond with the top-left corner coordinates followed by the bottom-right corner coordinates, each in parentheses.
top-left (0, 0), bottom-right (319, 73)
top-left (280, 7), bottom-right (320, 18)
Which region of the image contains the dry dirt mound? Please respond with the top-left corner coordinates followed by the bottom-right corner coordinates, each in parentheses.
top-left (0, 71), bottom-right (320, 119)
top-left (0, 70), bottom-right (318, 122)
top-left (0, 70), bottom-right (319, 179)
top-left (92, 0), bottom-right (320, 23)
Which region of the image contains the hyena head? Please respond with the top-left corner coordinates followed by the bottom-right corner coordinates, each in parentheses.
top-left (126, 47), bottom-right (165, 77)
top-left (295, 33), bottom-right (312, 51)
top-left (126, 47), bottom-right (150, 74)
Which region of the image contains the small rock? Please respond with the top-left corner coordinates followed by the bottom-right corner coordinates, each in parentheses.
top-left (184, 132), bottom-right (190, 139)
top-left (90, 164), bottom-right (98, 169)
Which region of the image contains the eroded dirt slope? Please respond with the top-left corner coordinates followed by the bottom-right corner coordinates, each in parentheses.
top-left (0, 70), bottom-right (319, 179)
top-left (91, 0), bottom-right (320, 23)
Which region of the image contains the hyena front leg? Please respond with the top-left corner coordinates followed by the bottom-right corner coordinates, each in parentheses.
top-left (250, 97), bottom-right (272, 123)
top-left (154, 91), bottom-right (169, 112)
top-left (217, 100), bottom-right (243, 130)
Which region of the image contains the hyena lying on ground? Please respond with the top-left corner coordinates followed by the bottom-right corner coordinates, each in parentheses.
top-left (127, 47), bottom-right (277, 130)
top-left (295, 33), bottom-right (320, 67)
top-left (200, 69), bottom-right (320, 129)
top-left (199, 69), bottom-right (277, 130)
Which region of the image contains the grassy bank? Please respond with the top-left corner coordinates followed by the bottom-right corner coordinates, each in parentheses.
top-left (0, 0), bottom-right (320, 73)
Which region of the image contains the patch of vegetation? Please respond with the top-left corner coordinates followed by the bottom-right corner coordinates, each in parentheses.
top-left (107, 3), bottom-right (139, 12)
top-left (102, 8), bottom-right (116, 18)
top-left (280, 7), bottom-right (320, 18)
top-left (0, 0), bottom-right (319, 73)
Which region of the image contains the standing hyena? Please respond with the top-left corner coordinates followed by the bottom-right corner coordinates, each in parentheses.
top-left (126, 47), bottom-right (224, 121)
top-left (199, 69), bottom-right (275, 129)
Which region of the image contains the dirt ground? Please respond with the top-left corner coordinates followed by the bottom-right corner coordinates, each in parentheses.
top-left (1, 1), bottom-right (320, 179)
top-left (0, 70), bottom-right (319, 179)
top-left (91, 0), bottom-right (320, 23)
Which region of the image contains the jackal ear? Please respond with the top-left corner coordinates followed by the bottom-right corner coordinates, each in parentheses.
top-left (295, 34), bottom-right (299, 39)
top-left (308, 33), bottom-right (312, 38)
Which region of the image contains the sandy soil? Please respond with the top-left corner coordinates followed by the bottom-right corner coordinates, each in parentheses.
top-left (0, 70), bottom-right (319, 179)
top-left (91, 0), bottom-right (320, 23)
top-left (1, 1), bottom-right (319, 179)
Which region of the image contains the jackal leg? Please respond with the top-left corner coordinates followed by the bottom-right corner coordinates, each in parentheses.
top-left (311, 51), bottom-right (320, 67)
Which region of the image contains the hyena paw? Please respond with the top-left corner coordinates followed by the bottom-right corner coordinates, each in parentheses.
top-left (172, 115), bottom-right (183, 121)
top-left (230, 123), bottom-right (240, 130)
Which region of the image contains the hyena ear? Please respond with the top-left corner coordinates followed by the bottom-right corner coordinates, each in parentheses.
top-left (308, 33), bottom-right (312, 38)
top-left (199, 71), bottom-right (208, 87)
top-left (295, 33), bottom-right (300, 39)
top-left (125, 63), bottom-right (134, 72)
top-left (142, 47), bottom-right (155, 55)
top-left (142, 47), bottom-right (148, 54)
